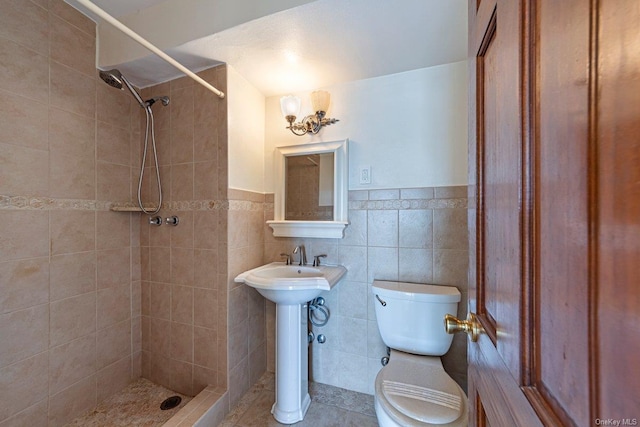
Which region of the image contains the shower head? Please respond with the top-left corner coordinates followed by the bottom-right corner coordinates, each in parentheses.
top-left (99, 69), bottom-right (123, 89)
top-left (98, 68), bottom-right (146, 109)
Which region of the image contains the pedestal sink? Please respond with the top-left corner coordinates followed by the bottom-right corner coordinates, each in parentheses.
top-left (235, 262), bottom-right (347, 424)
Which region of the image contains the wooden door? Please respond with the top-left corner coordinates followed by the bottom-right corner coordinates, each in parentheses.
top-left (466, 0), bottom-right (640, 426)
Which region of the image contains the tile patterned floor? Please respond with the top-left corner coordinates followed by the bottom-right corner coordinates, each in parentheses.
top-left (65, 378), bottom-right (192, 427)
top-left (220, 373), bottom-right (378, 427)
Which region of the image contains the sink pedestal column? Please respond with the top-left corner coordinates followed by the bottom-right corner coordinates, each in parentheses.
top-left (272, 303), bottom-right (310, 424)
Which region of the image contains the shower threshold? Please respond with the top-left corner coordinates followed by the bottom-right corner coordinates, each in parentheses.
top-left (65, 378), bottom-right (191, 426)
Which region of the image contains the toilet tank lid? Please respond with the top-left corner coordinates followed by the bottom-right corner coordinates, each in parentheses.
top-left (372, 280), bottom-right (461, 303)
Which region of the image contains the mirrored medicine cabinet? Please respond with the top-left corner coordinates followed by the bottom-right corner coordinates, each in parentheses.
top-left (267, 139), bottom-right (348, 238)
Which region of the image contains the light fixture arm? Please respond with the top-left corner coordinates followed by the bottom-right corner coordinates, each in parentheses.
top-left (281, 91), bottom-right (339, 136)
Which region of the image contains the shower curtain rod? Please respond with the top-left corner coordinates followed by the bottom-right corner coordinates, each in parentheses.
top-left (75, 0), bottom-right (225, 99)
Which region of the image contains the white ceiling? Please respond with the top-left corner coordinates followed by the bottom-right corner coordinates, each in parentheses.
top-left (76, 0), bottom-right (468, 96)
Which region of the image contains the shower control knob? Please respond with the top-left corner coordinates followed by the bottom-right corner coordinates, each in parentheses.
top-left (165, 216), bottom-right (179, 226)
top-left (149, 216), bottom-right (163, 226)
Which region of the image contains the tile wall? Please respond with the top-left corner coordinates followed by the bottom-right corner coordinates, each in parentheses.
top-left (0, 1), bottom-right (141, 425)
top-left (263, 186), bottom-right (469, 394)
top-left (139, 66), bottom-right (230, 397)
top-left (226, 189), bottom-right (268, 406)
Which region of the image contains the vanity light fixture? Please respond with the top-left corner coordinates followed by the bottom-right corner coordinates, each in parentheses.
top-left (280, 90), bottom-right (339, 136)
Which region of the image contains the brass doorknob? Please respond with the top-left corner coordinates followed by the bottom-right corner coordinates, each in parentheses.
top-left (444, 313), bottom-right (482, 342)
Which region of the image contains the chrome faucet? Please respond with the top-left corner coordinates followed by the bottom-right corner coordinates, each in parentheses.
top-left (293, 245), bottom-right (307, 266)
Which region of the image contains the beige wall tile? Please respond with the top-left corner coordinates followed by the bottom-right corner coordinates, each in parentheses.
top-left (193, 211), bottom-right (219, 250)
top-left (149, 282), bottom-right (171, 320)
top-left (170, 86), bottom-right (194, 128)
top-left (50, 210), bottom-right (95, 256)
top-left (193, 249), bottom-right (218, 288)
top-left (49, 14), bottom-right (95, 76)
top-left (50, 61), bottom-right (95, 118)
top-left (97, 319), bottom-right (131, 369)
top-left (96, 356), bottom-right (131, 403)
top-left (0, 211), bottom-right (48, 261)
top-left (433, 249), bottom-right (469, 288)
top-left (48, 0), bottom-right (95, 35)
top-left (0, 0), bottom-right (49, 55)
top-left (193, 326), bottom-right (217, 370)
top-left (96, 211), bottom-right (131, 250)
top-left (193, 288), bottom-right (217, 330)
top-left (433, 208), bottom-right (468, 250)
top-left (149, 247), bottom-right (170, 283)
top-left (149, 219), bottom-right (171, 247)
top-left (193, 364), bottom-right (217, 392)
top-left (0, 38), bottom-right (48, 103)
top-left (49, 333), bottom-right (96, 395)
top-left (399, 209), bottom-right (433, 248)
top-left (170, 285), bottom-right (192, 325)
top-left (171, 247), bottom-right (194, 286)
top-left (170, 322), bottom-right (193, 363)
top-left (49, 150), bottom-right (95, 199)
top-left (0, 353), bottom-right (48, 421)
top-left (96, 83), bottom-right (131, 129)
top-left (97, 248), bottom-right (130, 289)
top-left (97, 161), bottom-right (132, 202)
top-left (0, 399), bottom-right (47, 427)
top-left (170, 163), bottom-right (194, 201)
top-left (169, 358), bottom-right (193, 396)
top-left (171, 124), bottom-right (194, 164)
top-left (0, 142), bottom-right (49, 196)
top-left (50, 251), bottom-right (95, 301)
top-left (97, 283), bottom-right (131, 330)
top-left (48, 374), bottom-right (96, 427)
top-left (170, 211), bottom-right (194, 248)
top-left (0, 258), bottom-right (49, 314)
top-left (49, 292), bottom-right (96, 347)
top-left (49, 107), bottom-right (95, 158)
top-left (0, 90), bottom-right (48, 150)
top-left (148, 318), bottom-right (171, 357)
top-left (0, 305), bottom-right (48, 369)
top-left (97, 121), bottom-right (131, 166)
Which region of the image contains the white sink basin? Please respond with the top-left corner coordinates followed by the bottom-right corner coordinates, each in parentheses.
top-left (235, 261), bottom-right (347, 423)
top-left (234, 262), bottom-right (346, 305)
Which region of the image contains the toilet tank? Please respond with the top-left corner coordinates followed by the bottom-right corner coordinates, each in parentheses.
top-left (372, 280), bottom-right (461, 356)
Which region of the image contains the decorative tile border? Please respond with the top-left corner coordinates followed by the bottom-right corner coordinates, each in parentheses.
top-left (0, 196), bottom-right (230, 212)
top-left (349, 197), bottom-right (466, 210)
top-left (1, 186), bottom-right (466, 212)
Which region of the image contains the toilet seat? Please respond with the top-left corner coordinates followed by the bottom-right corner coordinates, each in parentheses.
top-left (375, 350), bottom-right (467, 426)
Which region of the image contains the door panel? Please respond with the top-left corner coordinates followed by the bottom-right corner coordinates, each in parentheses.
top-left (535, 0), bottom-right (590, 424)
top-left (467, 0), bottom-right (639, 425)
top-left (597, 0), bottom-right (640, 418)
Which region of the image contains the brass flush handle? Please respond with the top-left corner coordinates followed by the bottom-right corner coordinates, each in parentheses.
top-left (444, 313), bottom-right (482, 342)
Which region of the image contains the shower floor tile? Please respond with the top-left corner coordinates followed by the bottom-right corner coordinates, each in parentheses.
top-left (65, 378), bottom-right (192, 427)
top-left (221, 373), bottom-right (377, 427)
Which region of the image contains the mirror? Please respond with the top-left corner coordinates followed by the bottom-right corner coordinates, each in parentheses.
top-left (267, 139), bottom-right (348, 238)
top-left (285, 153), bottom-right (334, 221)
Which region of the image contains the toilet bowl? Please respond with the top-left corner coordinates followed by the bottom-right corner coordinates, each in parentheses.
top-left (375, 350), bottom-right (467, 426)
top-left (372, 280), bottom-right (468, 427)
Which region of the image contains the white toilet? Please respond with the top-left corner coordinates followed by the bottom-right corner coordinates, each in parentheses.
top-left (372, 280), bottom-right (467, 427)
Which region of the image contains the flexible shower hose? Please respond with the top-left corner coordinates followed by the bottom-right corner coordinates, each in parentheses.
top-left (137, 105), bottom-right (162, 214)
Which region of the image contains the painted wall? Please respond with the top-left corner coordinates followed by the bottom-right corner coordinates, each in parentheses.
top-left (265, 60), bottom-right (469, 192)
top-left (227, 66), bottom-right (266, 193)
